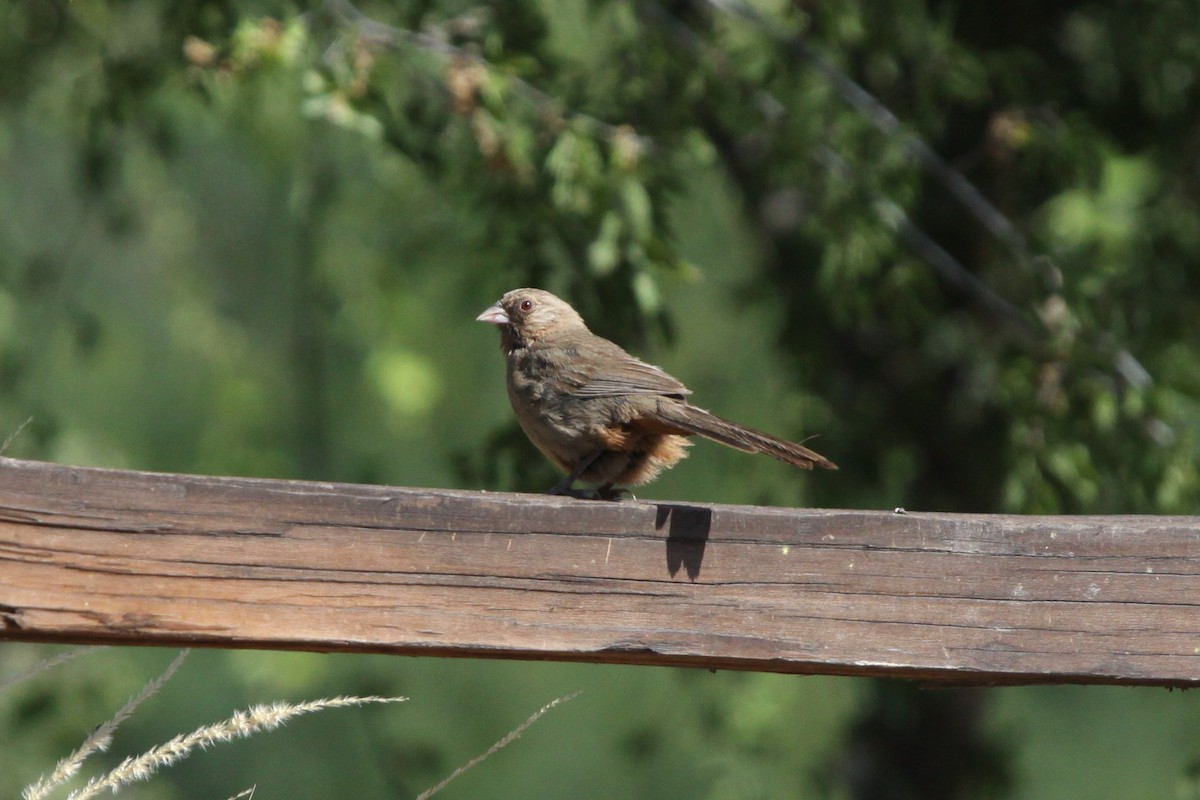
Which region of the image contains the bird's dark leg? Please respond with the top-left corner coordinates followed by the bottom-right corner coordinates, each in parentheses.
top-left (547, 451), bottom-right (604, 497)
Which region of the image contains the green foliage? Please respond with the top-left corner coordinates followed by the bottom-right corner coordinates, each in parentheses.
top-left (3, 0), bottom-right (1200, 798)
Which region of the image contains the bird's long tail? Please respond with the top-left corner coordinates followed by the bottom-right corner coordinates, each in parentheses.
top-left (653, 402), bottom-right (837, 470)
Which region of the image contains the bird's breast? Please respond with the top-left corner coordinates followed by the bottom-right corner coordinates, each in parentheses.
top-left (506, 348), bottom-right (617, 442)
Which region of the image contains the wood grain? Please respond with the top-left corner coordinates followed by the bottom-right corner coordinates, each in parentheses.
top-left (2, 457), bottom-right (1199, 685)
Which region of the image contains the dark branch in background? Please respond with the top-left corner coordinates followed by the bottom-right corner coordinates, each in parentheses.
top-left (322, 0), bottom-right (1038, 334)
top-left (316, 0), bottom-right (1156, 404)
top-left (318, 0), bottom-right (649, 145)
top-left (705, 0), bottom-right (1037, 275)
top-left (815, 148), bottom-right (1037, 338)
top-left (638, 0), bottom-right (1038, 337)
top-left (696, 0), bottom-right (1156, 399)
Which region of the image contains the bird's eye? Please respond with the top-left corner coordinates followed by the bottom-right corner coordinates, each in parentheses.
top-left (519, 299), bottom-right (534, 312)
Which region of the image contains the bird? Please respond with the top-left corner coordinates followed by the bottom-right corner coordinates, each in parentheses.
top-left (477, 288), bottom-right (836, 498)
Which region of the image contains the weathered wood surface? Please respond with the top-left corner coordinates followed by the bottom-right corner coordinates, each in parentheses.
top-left (2, 456), bottom-right (1199, 686)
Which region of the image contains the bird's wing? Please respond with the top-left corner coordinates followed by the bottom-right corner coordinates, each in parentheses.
top-left (565, 337), bottom-right (692, 398)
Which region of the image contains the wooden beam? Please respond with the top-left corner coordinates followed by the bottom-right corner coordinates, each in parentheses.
top-left (2, 456), bottom-right (1199, 686)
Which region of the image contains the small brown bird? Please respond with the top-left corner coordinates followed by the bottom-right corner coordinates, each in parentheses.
top-left (477, 288), bottom-right (836, 498)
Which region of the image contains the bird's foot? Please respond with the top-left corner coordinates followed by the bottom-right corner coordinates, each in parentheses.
top-left (547, 485), bottom-right (599, 500)
top-left (594, 484), bottom-right (633, 501)
top-left (546, 478), bottom-right (598, 499)
top-left (545, 481), bottom-right (631, 501)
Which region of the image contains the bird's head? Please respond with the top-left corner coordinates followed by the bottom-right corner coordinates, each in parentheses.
top-left (476, 288), bottom-right (587, 349)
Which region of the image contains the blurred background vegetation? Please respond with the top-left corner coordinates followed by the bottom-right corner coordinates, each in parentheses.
top-left (3, 0), bottom-right (1200, 797)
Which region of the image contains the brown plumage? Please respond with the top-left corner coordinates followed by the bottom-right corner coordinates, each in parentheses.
top-left (477, 288), bottom-right (836, 497)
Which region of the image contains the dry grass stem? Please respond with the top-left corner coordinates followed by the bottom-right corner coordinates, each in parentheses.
top-left (65, 694), bottom-right (405, 800)
top-left (0, 415), bottom-right (33, 455)
top-left (415, 691), bottom-right (580, 800)
top-left (23, 650), bottom-right (191, 800)
top-left (0, 646), bottom-right (105, 694)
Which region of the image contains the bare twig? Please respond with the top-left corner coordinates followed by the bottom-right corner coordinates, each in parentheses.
top-left (0, 646), bottom-right (103, 693)
top-left (415, 692), bottom-right (581, 800)
top-left (1, 416), bottom-right (33, 455)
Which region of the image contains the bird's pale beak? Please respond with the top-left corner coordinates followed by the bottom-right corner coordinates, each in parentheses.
top-left (476, 302), bottom-right (510, 325)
